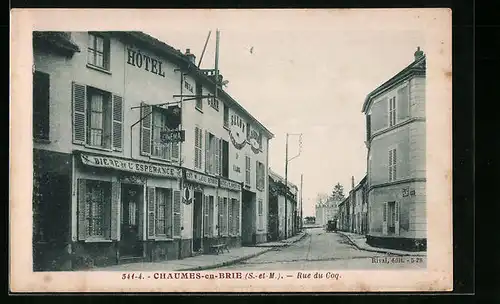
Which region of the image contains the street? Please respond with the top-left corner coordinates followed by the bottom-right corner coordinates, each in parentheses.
top-left (217, 228), bottom-right (427, 270)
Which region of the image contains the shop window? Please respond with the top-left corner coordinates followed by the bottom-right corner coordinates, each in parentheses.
top-left (33, 71), bottom-right (50, 141)
top-left (87, 32), bottom-right (110, 71)
top-left (82, 180), bottom-right (111, 239)
top-left (194, 126), bottom-right (203, 169)
top-left (72, 83), bottom-right (123, 151)
top-left (156, 188), bottom-right (173, 238)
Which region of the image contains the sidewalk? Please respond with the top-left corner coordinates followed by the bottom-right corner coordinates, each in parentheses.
top-left (337, 231), bottom-right (426, 256)
top-left (92, 231), bottom-right (308, 272)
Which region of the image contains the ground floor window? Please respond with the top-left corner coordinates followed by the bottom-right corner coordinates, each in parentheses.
top-left (203, 195), bottom-right (215, 237)
top-left (147, 186), bottom-right (182, 239)
top-left (156, 188), bottom-right (173, 238)
top-left (258, 198), bottom-right (264, 230)
top-left (78, 179), bottom-right (112, 240)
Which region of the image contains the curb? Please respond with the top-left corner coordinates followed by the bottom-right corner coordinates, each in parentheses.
top-left (178, 232), bottom-right (309, 271)
top-left (177, 247), bottom-right (276, 271)
top-left (337, 232), bottom-right (425, 257)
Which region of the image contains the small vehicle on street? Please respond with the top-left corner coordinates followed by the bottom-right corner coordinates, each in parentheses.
top-left (326, 220), bottom-right (337, 232)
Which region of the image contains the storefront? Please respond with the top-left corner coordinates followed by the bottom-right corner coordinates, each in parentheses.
top-left (184, 169), bottom-right (242, 254)
top-left (71, 151), bottom-right (183, 269)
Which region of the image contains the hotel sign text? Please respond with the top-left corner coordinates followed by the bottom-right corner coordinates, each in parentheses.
top-left (127, 47), bottom-right (166, 77)
top-left (80, 153), bottom-right (182, 179)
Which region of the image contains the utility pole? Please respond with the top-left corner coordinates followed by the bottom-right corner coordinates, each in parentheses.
top-left (284, 133), bottom-right (302, 239)
top-left (284, 134), bottom-right (289, 239)
top-left (300, 174), bottom-right (303, 232)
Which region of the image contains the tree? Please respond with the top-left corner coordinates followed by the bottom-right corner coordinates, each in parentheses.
top-left (330, 182), bottom-right (345, 201)
top-left (316, 193), bottom-right (329, 205)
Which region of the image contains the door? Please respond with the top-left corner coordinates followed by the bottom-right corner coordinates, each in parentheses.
top-left (120, 184), bottom-right (143, 257)
top-left (241, 191), bottom-right (255, 245)
top-left (387, 201), bottom-right (396, 235)
top-left (193, 191), bottom-right (203, 252)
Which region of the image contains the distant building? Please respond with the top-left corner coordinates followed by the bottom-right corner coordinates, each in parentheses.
top-left (348, 176), bottom-right (367, 234)
top-left (268, 169), bottom-right (299, 241)
top-left (361, 47), bottom-right (426, 251)
top-left (315, 198), bottom-right (338, 227)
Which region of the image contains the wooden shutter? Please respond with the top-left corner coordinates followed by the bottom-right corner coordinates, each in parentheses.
top-left (397, 85), bottom-right (410, 122)
top-left (235, 199), bottom-right (240, 235)
top-left (388, 150), bottom-right (393, 181)
top-left (205, 131), bottom-right (210, 173)
top-left (223, 198), bottom-right (228, 235)
top-left (203, 195), bottom-right (209, 237)
top-left (140, 102), bottom-right (152, 156)
top-left (165, 190), bottom-right (173, 237)
top-left (382, 203), bottom-right (388, 235)
top-left (173, 190), bottom-right (181, 237)
top-left (77, 179), bottom-right (87, 241)
top-left (215, 138), bottom-right (220, 176)
top-left (72, 82), bottom-right (87, 144)
top-left (228, 198), bottom-right (233, 235)
top-left (393, 149), bottom-right (397, 180)
top-left (395, 201), bottom-right (400, 235)
top-left (110, 182), bottom-right (121, 240)
top-left (217, 197), bottom-right (223, 235)
top-left (208, 197), bottom-right (214, 237)
top-left (147, 187), bottom-right (156, 239)
top-left (112, 95), bottom-right (124, 151)
top-left (194, 127), bottom-right (200, 168)
top-left (33, 71), bottom-right (50, 140)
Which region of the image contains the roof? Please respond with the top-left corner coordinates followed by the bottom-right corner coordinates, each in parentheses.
top-left (353, 175), bottom-right (367, 191)
top-left (269, 168), bottom-right (298, 190)
top-left (362, 52), bottom-right (426, 113)
top-left (110, 31), bottom-right (274, 139)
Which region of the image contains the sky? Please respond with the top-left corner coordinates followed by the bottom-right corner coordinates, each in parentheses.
top-left (148, 15), bottom-right (425, 217)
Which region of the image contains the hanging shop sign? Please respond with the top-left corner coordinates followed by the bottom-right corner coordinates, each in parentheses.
top-left (249, 127), bottom-right (262, 154)
top-left (219, 178), bottom-right (242, 192)
top-left (127, 47), bottom-right (166, 77)
top-left (185, 169), bottom-right (218, 188)
top-left (183, 186), bottom-right (193, 205)
top-left (229, 113), bottom-right (247, 150)
top-left (80, 153), bottom-right (182, 179)
top-left (161, 130), bottom-right (185, 143)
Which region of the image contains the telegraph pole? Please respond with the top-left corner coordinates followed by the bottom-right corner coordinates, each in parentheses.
top-left (300, 174), bottom-right (303, 231)
top-left (284, 134), bottom-right (289, 239)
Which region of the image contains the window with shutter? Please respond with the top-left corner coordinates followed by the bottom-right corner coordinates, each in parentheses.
top-left (33, 71), bottom-right (50, 140)
top-left (195, 82), bottom-right (203, 110)
top-left (155, 188), bottom-right (172, 237)
top-left (112, 95), bottom-right (123, 151)
top-left (223, 197), bottom-right (228, 235)
top-left (389, 96), bottom-right (397, 127)
top-left (87, 88), bottom-right (112, 149)
top-left (397, 85), bottom-right (410, 121)
top-left (194, 127), bottom-right (202, 169)
top-left (79, 180), bottom-right (112, 240)
top-left (388, 148), bottom-right (397, 182)
top-left (245, 156), bottom-right (251, 185)
top-left (140, 102), bottom-right (152, 155)
top-left (151, 108), bottom-right (172, 160)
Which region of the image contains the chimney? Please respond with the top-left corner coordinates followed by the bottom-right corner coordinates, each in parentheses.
top-left (414, 46), bottom-right (424, 61)
top-left (351, 176), bottom-right (355, 189)
top-left (185, 48), bottom-right (196, 64)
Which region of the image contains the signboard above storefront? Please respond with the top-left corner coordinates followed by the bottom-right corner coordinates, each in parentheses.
top-left (185, 169), bottom-right (218, 188)
top-left (80, 153), bottom-right (182, 179)
top-left (219, 178), bottom-right (242, 192)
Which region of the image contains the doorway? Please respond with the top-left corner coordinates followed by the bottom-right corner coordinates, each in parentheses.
top-left (192, 191), bottom-right (203, 253)
top-left (387, 201), bottom-right (396, 234)
top-left (120, 184), bottom-right (143, 258)
top-left (241, 190), bottom-right (256, 245)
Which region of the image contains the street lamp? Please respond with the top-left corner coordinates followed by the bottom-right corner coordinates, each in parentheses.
top-left (284, 133), bottom-right (302, 239)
